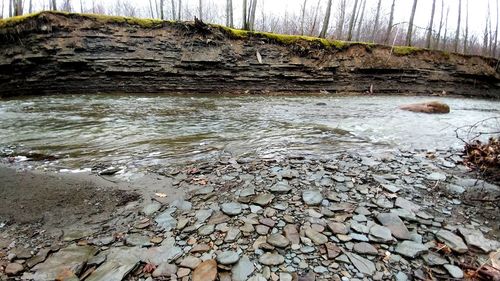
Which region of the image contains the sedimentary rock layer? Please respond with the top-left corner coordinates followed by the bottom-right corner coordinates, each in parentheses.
top-left (0, 12), bottom-right (499, 97)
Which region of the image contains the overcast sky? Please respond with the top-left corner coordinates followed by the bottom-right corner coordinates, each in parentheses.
top-left (1, 0), bottom-right (497, 38)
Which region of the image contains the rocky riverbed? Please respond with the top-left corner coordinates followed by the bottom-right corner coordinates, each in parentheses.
top-left (1, 147), bottom-right (499, 281)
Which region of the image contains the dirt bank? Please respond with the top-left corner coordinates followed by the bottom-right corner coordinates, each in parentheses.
top-left (0, 12), bottom-right (499, 98)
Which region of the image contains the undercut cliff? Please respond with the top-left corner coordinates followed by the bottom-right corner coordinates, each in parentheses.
top-left (0, 12), bottom-right (499, 98)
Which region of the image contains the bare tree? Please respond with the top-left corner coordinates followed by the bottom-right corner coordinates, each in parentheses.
top-left (160, 0), bottom-right (164, 19)
top-left (248, 0), bottom-right (257, 31)
top-left (198, 0), bottom-right (202, 21)
top-left (80, 0), bottom-right (84, 13)
top-left (336, 0), bottom-right (346, 39)
top-left (406, 0), bottom-right (418, 46)
top-left (51, 0), bottom-right (57, 10)
top-left (464, 0), bottom-right (469, 53)
top-left (170, 0), bottom-right (175, 20)
top-left (355, 0), bottom-right (366, 41)
top-left (426, 0), bottom-right (436, 48)
top-left (9, 0), bottom-right (12, 17)
top-left (178, 0), bottom-right (182, 20)
top-left (62, 0), bottom-right (72, 12)
top-left (226, 0), bottom-right (234, 27)
top-left (1, 0), bottom-right (4, 19)
top-left (13, 0), bottom-right (22, 16)
top-left (29, 0), bottom-right (32, 13)
top-left (442, 6), bottom-right (450, 50)
top-left (371, 0), bottom-right (382, 42)
top-left (347, 0), bottom-right (359, 41)
top-left (319, 0), bottom-right (332, 38)
top-left (384, 0), bottom-right (396, 44)
top-left (300, 0), bottom-right (307, 35)
top-left (494, 0), bottom-right (499, 57)
top-left (242, 0), bottom-right (247, 29)
top-left (309, 0), bottom-right (321, 36)
top-left (148, 0), bottom-right (155, 18)
top-left (435, 0), bottom-right (444, 49)
top-left (454, 0), bottom-right (461, 52)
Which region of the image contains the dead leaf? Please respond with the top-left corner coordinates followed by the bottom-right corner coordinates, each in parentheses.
top-left (256, 51), bottom-right (262, 64)
top-left (155, 192), bottom-right (167, 198)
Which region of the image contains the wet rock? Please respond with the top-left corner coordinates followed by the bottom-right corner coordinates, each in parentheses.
top-left (152, 263), bottom-right (177, 278)
top-left (270, 182), bottom-right (292, 193)
top-left (259, 253), bottom-right (285, 266)
top-left (458, 227), bottom-right (500, 253)
top-left (399, 101), bottom-right (450, 114)
top-left (436, 229), bottom-right (468, 253)
top-left (305, 228), bottom-right (328, 245)
top-left (221, 202), bottom-right (243, 216)
top-left (345, 252), bottom-right (376, 275)
top-left (303, 190), bottom-right (323, 205)
top-left (192, 259), bottom-right (217, 281)
top-left (443, 264), bottom-right (464, 278)
top-left (180, 256), bottom-right (202, 269)
top-left (232, 255), bottom-right (255, 281)
top-left (217, 251), bottom-right (240, 265)
top-left (395, 241), bottom-right (428, 258)
top-left (253, 193), bottom-right (275, 206)
top-left (267, 233), bottom-right (290, 248)
top-left (376, 213), bottom-right (411, 240)
top-left (5, 263), bottom-right (23, 276)
top-left (28, 245), bottom-right (97, 281)
top-left (353, 242), bottom-right (378, 255)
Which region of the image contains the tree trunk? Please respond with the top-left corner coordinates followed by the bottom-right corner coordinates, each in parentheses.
top-left (13, 0), bottom-right (22, 16)
top-left (80, 0), bottom-right (84, 13)
top-left (435, 0), bottom-right (444, 49)
top-left (198, 0), bottom-right (203, 21)
top-left (406, 0), bottom-right (418, 46)
top-left (354, 0), bottom-right (366, 41)
top-left (336, 0), bottom-right (346, 39)
top-left (29, 0), bottom-right (32, 13)
top-left (9, 0), bottom-right (12, 16)
top-left (300, 0), bottom-right (307, 36)
top-left (483, 6), bottom-right (489, 56)
top-left (177, 0), bottom-right (181, 20)
top-left (160, 0), bottom-right (164, 19)
top-left (371, 0), bottom-right (382, 42)
top-left (494, 0), bottom-right (499, 57)
top-left (226, 0), bottom-right (234, 27)
top-left (242, 0), bottom-right (247, 29)
top-left (426, 0), bottom-right (436, 48)
top-left (309, 0), bottom-right (321, 35)
top-left (347, 0), bottom-right (359, 41)
top-left (149, 0), bottom-right (155, 18)
top-left (248, 0), bottom-right (257, 31)
top-left (319, 0), bottom-right (332, 38)
top-left (170, 0), bottom-right (175, 20)
top-left (52, 0), bottom-right (56, 10)
top-left (454, 0), bottom-right (461, 52)
top-left (464, 0), bottom-right (469, 53)
top-left (443, 6), bottom-right (449, 50)
top-left (384, 0), bottom-right (396, 44)
top-left (1, 0), bottom-right (4, 19)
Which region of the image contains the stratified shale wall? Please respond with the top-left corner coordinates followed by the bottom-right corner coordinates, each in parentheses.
top-left (0, 12), bottom-right (499, 97)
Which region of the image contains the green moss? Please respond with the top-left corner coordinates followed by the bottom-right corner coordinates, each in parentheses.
top-left (392, 46), bottom-right (422, 56)
top-left (0, 12), bottom-right (41, 28)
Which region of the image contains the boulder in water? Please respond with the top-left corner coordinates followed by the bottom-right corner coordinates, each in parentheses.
top-left (399, 101), bottom-right (450, 114)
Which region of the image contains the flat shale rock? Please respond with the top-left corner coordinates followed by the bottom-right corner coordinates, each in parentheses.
top-left (302, 190), bottom-right (323, 205)
top-left (395, 241), bottom-right (428, 258)
top-left (376, 213), bottom-right (411, 240)
top-left (436, 229), bottom-right (468, 253)
top-left (192, 259), bottom-right (217, 281)
top-left (258, 253), bottom-right (285, 266)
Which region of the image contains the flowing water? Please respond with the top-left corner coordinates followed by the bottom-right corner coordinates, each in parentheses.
top-left (0, 94), bottom-right (499, 172)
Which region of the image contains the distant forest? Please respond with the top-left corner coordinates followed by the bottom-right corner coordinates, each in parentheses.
top-left (2, 0), bottom-right (499, 58)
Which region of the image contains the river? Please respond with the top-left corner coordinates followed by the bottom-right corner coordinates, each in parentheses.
top-left (0, 94), bottom-right (498, 172)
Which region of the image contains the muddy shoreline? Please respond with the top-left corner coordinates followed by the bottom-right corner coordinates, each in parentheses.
top-left (1, 148), bottom-right (499, 280)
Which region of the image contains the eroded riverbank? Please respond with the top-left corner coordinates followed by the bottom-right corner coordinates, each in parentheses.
top-left (1, 147), bottom-right (499, 281)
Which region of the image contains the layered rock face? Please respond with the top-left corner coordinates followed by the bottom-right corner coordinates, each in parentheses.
top-left (0, 12), bottom-right (499, 97)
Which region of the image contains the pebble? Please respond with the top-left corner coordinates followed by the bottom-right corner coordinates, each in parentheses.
top-left (259, 253), bottom-right (285, 266)
top-left (267, 233), bottom-right (290, 248)
top-left (192, 259), bottom-right (217, 281)
top-left (302, 190), bottom-right (324, 205)
top-left (221, 202), bottom-right (243, 216)
top-left (443, 264), bottom-right (464, 278)
top-left (5, 263), bottom-right (23, 276)
top-left (217, 251), bottom-right (240, 265)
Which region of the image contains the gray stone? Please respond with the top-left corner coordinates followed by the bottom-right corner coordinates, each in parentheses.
top-left (458, 227), bottom-right (500, 253)
top-left (258, 253), bottom-right (285, 266)
top-left (195, 209), bottom-right (213, 223)
top-left (390, 208), bottom-right (416, 221)
top-left (225, 228), bottom-right (241, 243)
top-left (395, 271), bottom-right (408, 281)
top-left (239, 187), bottom-right (255, 197)
top-left (375, 196), bottom-right (394, 209)
top-left (350, 233), bottom-right (369, 242)
top-left (125, 234), bottom-right (151, 247)
top-left (198, 224), bottom-right (215, 236)
top-left (267, 233), bottom-right (290, 248)
top-left (369, 224), bottom-right (393, 242)
top-left (446, 184), bottom-right (465, 195)
top-left (345, 252), bottom-right (376, 275)
top-left (142, 245), bottom-right (182, 264)
top-left (152, 263), bottom-right (177, 277)
top-left (353, 242), bottom-right (378, 255)
top-left (303, 190), bottom-right (324, 205)
top-left (381, 184), bottom-right (400, 193)
top-left (395, 241), bottom-right (428, 258)
top-left (395, 198), bottom-right (420, 212)
top-left (195, 185), bottom-right (214, 195)
top-left (217, 251), bottom-right (240, 265)
top-left (180, 256), bottom-right (202, 269)
top-left (427, 172), bottom-right (446, 181)
top-left (5, 263), bottom-right (23, 276)
top-left (305, 228), bottom-right (328, 245)
top-left (443, 264), bottom-right (464, 278)
top-left (376, 213), bottom-right (411, 240)
top-left (328, 222), bottom-right (348, 235)
top-left (232, 255), bottom-right (254, 281)
top-left (270, 182), bottom-right (292, 193)
top-left (253, 193), bottom-right (275, 206)
top-left (142, 202), bottom-right (162, 216)
top-left (80, 247), bottom-right (142, 281)
top-left (351, 221), bottom-right (369, 234)
top-left (314, 266), bottom-right (329, 273)
top-left (29, 245), bottom-right (98, 281)
top-left (155, 208), bottom-right (177, 231)
top-left (422, 253), bottom-right (447, 266)
top-left (171, 199), bottom-right (192, 211)
top-left (284, 224), bottom-right (300, 245)
top-left (221, 202), bottom-right (243, 216)
top-left (436, 229), bottom-right (468, 253)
